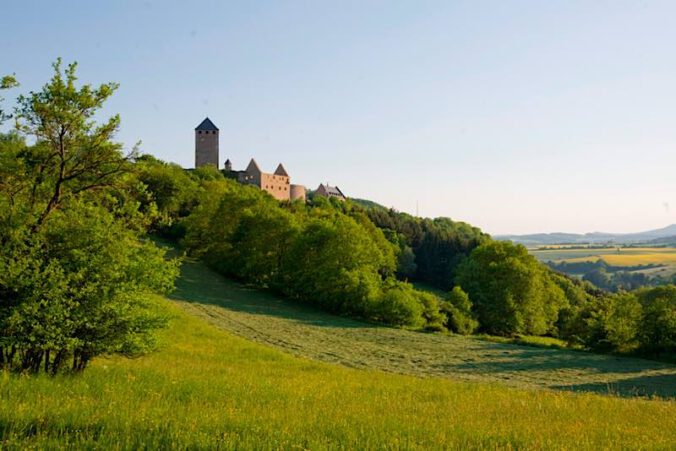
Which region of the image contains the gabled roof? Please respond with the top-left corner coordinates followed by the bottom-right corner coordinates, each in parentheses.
top-left (318, 184), bottom-right (345, 198)
top-left (195, 117), bottom-right (219, 131)
top-left (274, 163), bottom-right (289, 177)
top-left (245, 158), bottom-right (262, 174)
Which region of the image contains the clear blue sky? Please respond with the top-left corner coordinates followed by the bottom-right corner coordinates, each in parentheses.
top-left (2, 1), bottom-right (676, 235)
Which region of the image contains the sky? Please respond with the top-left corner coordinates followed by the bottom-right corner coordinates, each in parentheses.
top-left (2, 1), bottom-right (676, 235)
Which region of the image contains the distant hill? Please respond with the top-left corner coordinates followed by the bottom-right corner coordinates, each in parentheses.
top-left (648, 235), bottom-right (676, 246)
top-left (350, 198), bottom-right (388, 210)
top-left (497, 224), bottom-right (676, 246)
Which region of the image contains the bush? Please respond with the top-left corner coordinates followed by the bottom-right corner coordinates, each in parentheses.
top-left (375, 285), bottom-right (425, 328)
top-left (442, 287), bottom-right (478, 335)
top-left (0, 202), bottom-right (178, 373)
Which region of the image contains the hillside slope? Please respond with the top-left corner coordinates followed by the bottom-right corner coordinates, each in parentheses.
top-left (2, 296), bottom-right (676, 448)
top-left (172, 258), bottom-right (676, 398)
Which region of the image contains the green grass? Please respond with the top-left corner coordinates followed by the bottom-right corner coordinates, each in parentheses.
top-left (2, 298), bottom-right (675, 449)
top-left (2, 258), bottom-right (676, 449)
top-left (173, 258), bottom-right (676, 398)
top-left (474, 333), bottom-right (575, 350)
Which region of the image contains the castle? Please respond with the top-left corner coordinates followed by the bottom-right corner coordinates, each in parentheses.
top-left (194, 117), bottom-right (343, 202)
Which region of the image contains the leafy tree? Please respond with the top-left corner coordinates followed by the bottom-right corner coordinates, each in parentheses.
top-left (603, 292), bottom-right (641, 353)
top-left (10, 59), bottom-right (128, 231)
top-left (583, 267), bottom-right (612, 291)
top-left (456, 241), bottom-right (566, 336)
top-left (635, 285), bottom-right (676, 356)
top-left (283, 215), bottom-right (388, 315)
top-left (0, 200), bottom-right (177, 373)
top-left (228, 205), bottom-right (300, 287)
top-left (0, 74), bottom-right (19, 123)
top-left (134, 154), bottom-right (200, 237)
top-left (0, 61), bottom-right (177, 374)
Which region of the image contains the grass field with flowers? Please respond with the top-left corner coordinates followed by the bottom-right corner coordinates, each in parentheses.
top-left (1, 259), bottom-right (676, 449)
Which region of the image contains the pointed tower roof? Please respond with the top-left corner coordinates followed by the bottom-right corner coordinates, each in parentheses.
top-left (225, 158), bottom-right (231, 164)
top-left (274, 163), bottom-right (289, 177)
top-left (245, 158), bottom-right (262, 174)
top-left (195, 117), bottom-right (219, 131)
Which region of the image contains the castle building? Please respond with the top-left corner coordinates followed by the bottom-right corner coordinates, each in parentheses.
top-left (195, 117), bottom-right (219, 168)
top-left (194, 117), bottom-right (306, 201)
top-left (235, 158), bottom-right (306, 202)
top-left (315, 183), bottom-right (346, 201)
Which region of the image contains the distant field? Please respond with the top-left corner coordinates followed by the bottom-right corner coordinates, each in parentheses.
top-left (172, 258), bottom-right (676, 398)
top-left (531, 246), bottom-right (676, 277)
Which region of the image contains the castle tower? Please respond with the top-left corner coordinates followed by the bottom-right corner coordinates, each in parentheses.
top-left (195, 117), bottom-right (219, 168)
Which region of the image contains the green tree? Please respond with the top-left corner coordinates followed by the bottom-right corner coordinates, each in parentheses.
top-left (603, 292), bottom-right (641, 353)
top-left (11, 59), bottom-right (127, 231)
top-left (456, 241), bottom-right (566, 336)
top-left (0, 61), bottom-right (177, 373)
top-left (134, 154), bottom-right (200, 237)
top-left (0, 74), bottom-right (19, 123)
top-left (0, 200), bottom-right (177, 373)
top-left (635, 285), bottom-right (676, 356)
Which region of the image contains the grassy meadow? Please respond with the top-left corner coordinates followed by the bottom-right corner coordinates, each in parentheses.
top-left (173, 258), bottom-right (676, 398)
top-left (2, 256), bottom-right (676, 448)
top-left (1, 297), bottom-right (675, 449)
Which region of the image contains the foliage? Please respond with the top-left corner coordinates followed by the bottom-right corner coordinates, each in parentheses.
top-left (134, 154), bottom-right (200, 238)
top-left (366, 207), bottom-right (488, 289)
top-left (0, 74), bottom-right (19, 123)
top-left (456, 241), bottom-right (567, 336)
top-left (0, 61), bottom-right (177, 373)
top-left (0, 202), bottom-right (177, 373)
top-left (442, 287), bottom-right (478, 334)
top-left (635, 285), bottom-right (676, 356)
top-left (559, 284), bottom-right (675, 357)
top-left (375, 284), bottom-right (425, 328)
top-left (179, 176), bottom-right (441, 328)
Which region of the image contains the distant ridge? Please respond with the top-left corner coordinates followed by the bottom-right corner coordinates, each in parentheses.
top-left (497, 224), bottom-right (676, 246)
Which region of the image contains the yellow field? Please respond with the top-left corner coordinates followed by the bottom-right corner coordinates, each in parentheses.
top-left (532, 246), bottom-right (676, 266)
top-left (564, 253), bottom-right (676, 266)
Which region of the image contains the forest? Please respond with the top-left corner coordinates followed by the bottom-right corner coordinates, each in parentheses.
top-left (0, 61), bottom-right (674, 376)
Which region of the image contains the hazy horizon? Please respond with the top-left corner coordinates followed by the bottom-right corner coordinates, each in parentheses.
top-left (2, 1), bottom-right (676, 235)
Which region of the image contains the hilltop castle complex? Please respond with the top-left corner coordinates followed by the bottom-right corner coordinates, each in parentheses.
top-left (194, 117), bottom-right (344, 202)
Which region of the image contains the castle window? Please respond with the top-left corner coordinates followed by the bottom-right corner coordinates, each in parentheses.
top-left (198, 131), bottom-right (202, 134)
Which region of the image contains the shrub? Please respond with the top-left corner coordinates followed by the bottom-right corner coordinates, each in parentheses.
top-left (375, 285), bottom-right (425, 328)
top-left (442, 287), bottom-right (478, 335)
